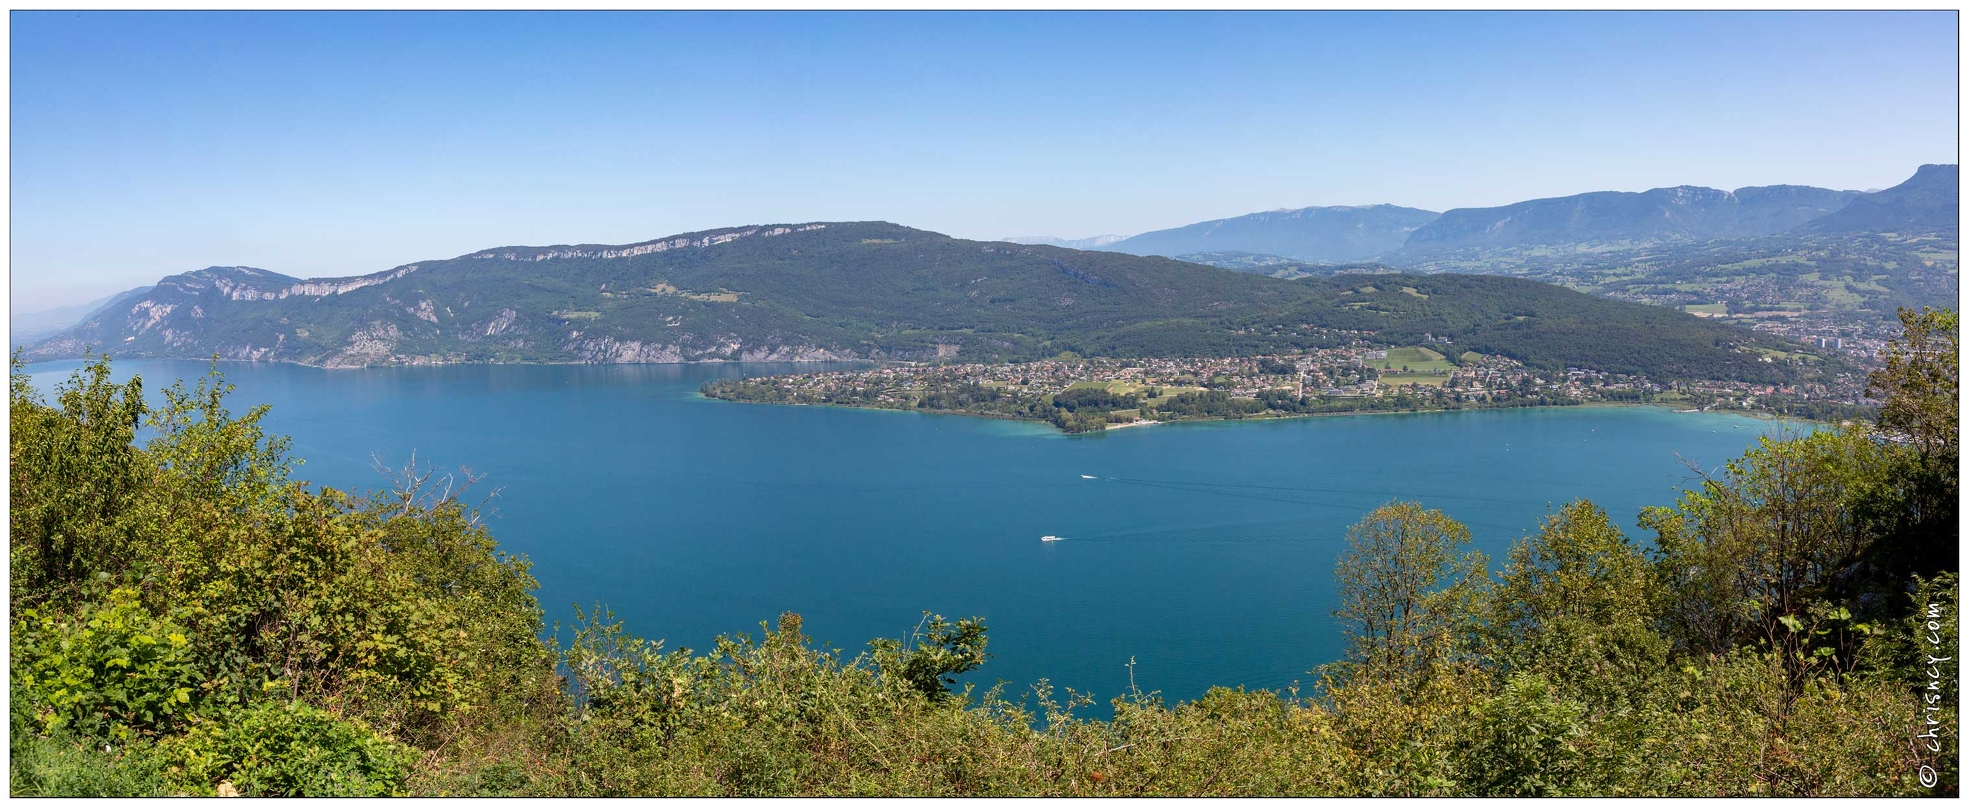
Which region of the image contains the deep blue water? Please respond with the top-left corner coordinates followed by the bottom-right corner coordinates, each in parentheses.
top-left (23, 359), bottom-right (1803, 705)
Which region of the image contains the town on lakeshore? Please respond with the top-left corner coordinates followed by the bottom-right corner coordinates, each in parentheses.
top-left (702, 337), bottom-right (1874, 433)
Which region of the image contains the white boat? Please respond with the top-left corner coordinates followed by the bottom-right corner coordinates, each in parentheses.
top-left (1080, 475), bottom-right (1097, 479)
top-left (1041, 535), bottom-right (1063, 542)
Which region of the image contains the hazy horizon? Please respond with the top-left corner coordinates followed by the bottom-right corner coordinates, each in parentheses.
top-left (11, 10), bottom-right (1959, 313)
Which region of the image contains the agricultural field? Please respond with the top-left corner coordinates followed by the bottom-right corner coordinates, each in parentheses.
top-left (1372, 346), bottom-right (1455, 372)
top-left (1064, 379), bottom-right (1206, 406)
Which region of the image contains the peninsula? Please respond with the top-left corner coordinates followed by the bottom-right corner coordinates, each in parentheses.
top-left (702, 345), bottom-right (1872, 433)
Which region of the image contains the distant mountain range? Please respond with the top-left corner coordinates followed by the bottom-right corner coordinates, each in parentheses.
top-left (1002, 234), bottom-right (1131, 250)
top-left (1036, 165), bottom-right (1955, 263)
top-left (1175, 252), bottom-right (1395, 280)
top-left (24, 221), bottom-right (1824, 384)
top-left (1796, 164), bottom-right (1959, 235)
top-left (1105, 204), bottom-right (1439, 263)
top-left (11, 288), bottom-right (152, 344)
top-left (1401, 184), bottom-right (1862, 253)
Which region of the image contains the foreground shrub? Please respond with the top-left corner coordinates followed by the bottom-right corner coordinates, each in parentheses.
top-left (155, 701), bottom-right (418, 797)
top-left (11, 587), bottom-right (201, 739)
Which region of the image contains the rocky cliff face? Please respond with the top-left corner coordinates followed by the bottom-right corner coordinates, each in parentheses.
top-left (465, 224), bottom-right (826, 262)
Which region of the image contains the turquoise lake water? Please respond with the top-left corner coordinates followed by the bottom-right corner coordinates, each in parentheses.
top-left (23, 359), bottom-right (1803, 705)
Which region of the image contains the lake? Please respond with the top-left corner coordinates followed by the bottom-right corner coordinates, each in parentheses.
top-left (22, 358), bottom-right (1801, 706)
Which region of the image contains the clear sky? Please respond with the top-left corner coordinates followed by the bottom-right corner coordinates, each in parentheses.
top-left (10, 10), bottom-right (1960, 312)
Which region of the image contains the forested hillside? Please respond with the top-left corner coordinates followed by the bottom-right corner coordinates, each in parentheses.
top-left (26, 222), bottom-right (1836, 385)
top-left (8, 307), bottom-right (1957, 796)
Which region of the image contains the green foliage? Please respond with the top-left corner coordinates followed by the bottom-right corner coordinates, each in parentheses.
top-left (1455, 673), bottom-right (1589, 796)
top-left (553, 607), bottom-right (1021, 796)
top-left (8, 354), bottom-right (559, 776)
top-left (11, 588), bottom-right (201, 739)
top-left (1049, 386), bottom-right (1141, 413)
top-left (155, 701), bottom-right (418, 797)
top-left (869, 612), bottom-right (990, 702)
top-left (1853, 308), bottom-right (1960, 590)
top-left (1644, 428), bottom-right (1894, 665)
top-left (1869, 306), bottom-right (1959, 462)
top-left (1152, 389), bottom-right (1267, 419)
top-left (1330, 501), bottom-right (1488, 682)
top-left (1487, 501), bottom-right (1667, 705)
top-left (9, 351), bottom-right (149, 611)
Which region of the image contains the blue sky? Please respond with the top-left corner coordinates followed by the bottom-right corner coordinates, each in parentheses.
top-left (10, 11), bottom-right (1959, 311)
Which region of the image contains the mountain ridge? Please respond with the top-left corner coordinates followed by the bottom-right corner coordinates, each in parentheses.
top-left (1003, 234), bottom-right (1130, 250)
top-left (1073, 165), bottom-right (1950, 261)
top-left (1796, 163), bottom-right (1958, 234)
top-left (1105, 204), bottom-right (1440, 263)
top-left (1400, 183), bottom-right (1862, 253)
top-left (27, 220), bottom-right (1832, 387)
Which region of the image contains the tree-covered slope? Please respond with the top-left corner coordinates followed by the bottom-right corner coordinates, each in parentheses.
top-left (1107, 204), bottom-right (1440, 262)
top-left (26, 221), bottom-right (1830, 382)
top-left (1271, 273), bottom-right (1831, 381)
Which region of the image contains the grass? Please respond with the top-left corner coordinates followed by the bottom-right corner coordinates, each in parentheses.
top-left (1820, 286), bottom-right (1866, 306)
top-left (1682, 303), bottom-right (1728, 316)
top-left (10, 733), bottom-right (170, 797)
top-left (1378, 372), bottom-right (1448, 387)
top-left (1374, 346), bottom-right (1453, 372)
top-left (1061, 380), bottom-right (1205, 406)
top-left (1754, 347), bottom-right (1821, 362)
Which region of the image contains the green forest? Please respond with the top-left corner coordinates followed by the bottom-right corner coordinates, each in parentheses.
top-left (8, 308), bottom-right (1958, 797)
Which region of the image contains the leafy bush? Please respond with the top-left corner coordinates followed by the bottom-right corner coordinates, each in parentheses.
top-left (155, 701), bottom-right (417, 797)
top-left (868, 612), bottom-right (990, 701)
top-left (1456, 673), bottom-right (1588, 796)
top-left (8, 356), bottom-right (560, 750)
top-left (11, 587), bottom-right (201, 739)
top-left (8, 356), bottom-right (150, 612)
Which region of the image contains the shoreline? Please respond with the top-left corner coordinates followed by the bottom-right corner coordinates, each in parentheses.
top-left (36, 356), bottom-right (1848, 431)
top-left (19, 354), bottom-right (900, 372)
top-left (695, 395), bottom-right (1798, 433)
